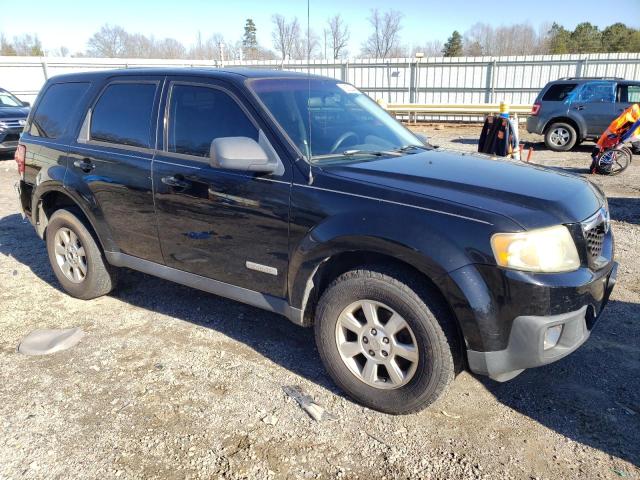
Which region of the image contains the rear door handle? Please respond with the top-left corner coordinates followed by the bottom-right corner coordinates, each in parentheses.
top-left (161, 175), bottom-right (190, 189)
top-left (573, 105), bottom-right (585, 111)
top-left (73, 158), bottom-right (95, 172)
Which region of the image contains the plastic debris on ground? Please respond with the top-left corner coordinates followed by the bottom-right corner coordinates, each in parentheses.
top-left (282, 385), bottom-right (337, 422)
top-left (17, 328), bottom-right (84, 356)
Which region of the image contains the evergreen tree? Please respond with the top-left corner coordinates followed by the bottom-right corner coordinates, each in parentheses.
top-left (602, 23), bottom-right (635, 53)
top-left (548, 23), bottom-right (571, 54)
top-left (442, 30), bottom-right (463, 57)
top-left (570, 22), bottom-right (602, 53)
top-left (242, 18), bottom-right (258, 59)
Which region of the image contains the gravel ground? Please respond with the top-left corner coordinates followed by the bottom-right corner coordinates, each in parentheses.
top-left (0, 125), bottom-right (638, 480)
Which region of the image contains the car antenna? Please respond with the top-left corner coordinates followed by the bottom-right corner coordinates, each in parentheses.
top-left (306, 0), bottom-right (314, 185)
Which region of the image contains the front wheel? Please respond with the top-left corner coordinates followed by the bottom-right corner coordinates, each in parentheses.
top-left (314, 267), bottom-right (458, 414)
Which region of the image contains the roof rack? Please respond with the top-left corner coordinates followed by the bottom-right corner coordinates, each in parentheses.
top-left (558, 76), bottom-right (624, 81)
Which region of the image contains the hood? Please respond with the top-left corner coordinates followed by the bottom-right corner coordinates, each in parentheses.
top-left (326, 149), bottom-right (604, 229)
top-left (0, 106), bottom-right (30, 119)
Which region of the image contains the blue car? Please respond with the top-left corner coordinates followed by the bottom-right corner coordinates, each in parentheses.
top-left (0, 88), bottom-right (30, 153)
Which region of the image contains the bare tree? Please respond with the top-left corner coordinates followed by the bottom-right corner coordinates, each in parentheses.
top-left (361, 9), bottom-right (404, 58)
top-left (271, 14), bottom-right (301, 60)
top-left (327, 14), bottom-right (350, 59)
top-left (0, 34), bottom-right (17, 55)
top-left (87, 24), bottom-right (128, 57)
top-left (156, 38), bottom-right (186, 59)
top-left (12, 34), bottom-right (44, 56)
top-left (292, 28), bottom-right (321, 60)
top-left (410, 41), bottom-right (443, 57)
top-left (463, 22), bottom-right (548, 56)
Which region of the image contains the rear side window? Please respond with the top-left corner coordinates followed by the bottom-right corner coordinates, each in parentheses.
top-left (620, 84), bottom-right (640, 103)
top-left (542, 83), bottom-right (577, 101)
top-left (167, 84), bottom-right (258, 158)
top-left (29, 82), bottom-right (90, 139)
top-left (90, 83), bottom-right (157, 148)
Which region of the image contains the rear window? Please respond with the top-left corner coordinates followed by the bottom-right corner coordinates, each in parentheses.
top-left (542, 83), bottom-right (577, 101)
top-left (90, 82), bottom-right (157, 148)
top-left (29, 82), bottom-right (90, 139)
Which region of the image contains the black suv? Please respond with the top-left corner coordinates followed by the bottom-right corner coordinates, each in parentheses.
top-left (0, 87), bottom-right (30, 153)
top-left (527, 77), bottom-right (640, 151)
top-left (15, 69), bottom-right (617, 414)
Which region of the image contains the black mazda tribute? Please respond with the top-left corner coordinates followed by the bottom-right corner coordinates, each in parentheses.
top-left (15, 68), bottom-right (617, 414)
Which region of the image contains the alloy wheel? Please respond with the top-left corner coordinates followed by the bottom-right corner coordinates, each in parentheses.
top-left (53, 227), bottom-right (87, 283)
top-left (335, 300), bottom-right (419, 389)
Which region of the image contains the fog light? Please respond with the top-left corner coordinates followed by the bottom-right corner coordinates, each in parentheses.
top-left (544, 325), bottom-right (563, 350)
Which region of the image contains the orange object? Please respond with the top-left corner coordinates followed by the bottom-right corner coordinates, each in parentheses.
top-left (596, 104), bottom-right (640, 151)
top-left (526, 146), bottom-right (534, 162)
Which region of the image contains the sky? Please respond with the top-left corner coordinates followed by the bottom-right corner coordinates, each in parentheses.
top-left (1, 0), bottom-right (639, 56)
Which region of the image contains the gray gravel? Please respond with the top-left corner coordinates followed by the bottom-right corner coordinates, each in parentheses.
top-left (0, 125), bottom-right (638, 480)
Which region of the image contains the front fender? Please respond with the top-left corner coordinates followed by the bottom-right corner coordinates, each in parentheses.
top-left (287, 206), bottom-right (495, 311)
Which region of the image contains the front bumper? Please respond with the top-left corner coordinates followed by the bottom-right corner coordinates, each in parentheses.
top-left (0, 128), bottom-right (22, 152)
top-left (443, 260), bottom-right (617, 381)
top-left (470, 263), bottom-right (616, 381)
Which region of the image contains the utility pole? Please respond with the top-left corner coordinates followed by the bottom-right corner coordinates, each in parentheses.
top-left (218, 42), bottom-right (225, 66)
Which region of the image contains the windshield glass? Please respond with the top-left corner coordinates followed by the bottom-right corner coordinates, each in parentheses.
top-left (0, 89), bottom-right (23, 108)
top-left (249, 78), bottom-right (422, 163)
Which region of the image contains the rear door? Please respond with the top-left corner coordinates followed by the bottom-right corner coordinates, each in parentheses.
top-left (65, 76), bottom-right (165, 263)
top-left (569, 81), bottom-right (616, 136)
top-left (152, 77), bottom-right (291, 298)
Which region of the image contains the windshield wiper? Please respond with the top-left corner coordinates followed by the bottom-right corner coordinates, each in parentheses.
top-left (312, 149), bottom-right (404, 161)
top-left (341, 149), bottom-right (404, 157)
top-left (395, 144), bottom-right (433, 153)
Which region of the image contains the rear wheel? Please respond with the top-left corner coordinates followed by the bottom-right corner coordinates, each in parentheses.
top-left (46, 208), bottom-right (117, 299)
top-left (314, 266), bottom-right (458, 414)
top-left (545, 122), bottom-right (578, 151)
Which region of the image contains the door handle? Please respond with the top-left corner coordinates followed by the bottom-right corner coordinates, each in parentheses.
top-left (573, 105), bottom-right (585, 111)
top-left (161, 175), bottom-right (190, 189)
top-left (73, 158), bottom-right (95, 172)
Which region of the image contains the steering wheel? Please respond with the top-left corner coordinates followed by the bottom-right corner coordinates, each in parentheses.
top-left (330, 131), bottom-right (358, 153)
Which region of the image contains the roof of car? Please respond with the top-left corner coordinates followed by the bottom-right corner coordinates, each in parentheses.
top-left (45, 67), bottom-right (329, 84)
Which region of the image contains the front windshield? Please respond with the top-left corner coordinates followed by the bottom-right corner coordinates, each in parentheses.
top-left (0, 89), bottom-right (23, 108)
top-left (249, 78), bottom-right (422, 163)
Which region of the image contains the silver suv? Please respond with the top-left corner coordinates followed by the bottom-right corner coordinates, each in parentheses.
top-left (527, 77), bottom-right (640, 151)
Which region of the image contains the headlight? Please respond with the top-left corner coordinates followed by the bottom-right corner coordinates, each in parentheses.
top-left (491, 225), bottom-right (580, 273)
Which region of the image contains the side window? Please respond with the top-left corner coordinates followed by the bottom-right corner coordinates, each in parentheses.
top-left (574, 81), bottom-right (615, 104)
top-left (626, 85), bottom-right (640, 103)
top-left (542, 83), bottom-right (577, 101)
top-left (29, 82), bottom-right (90, 139)
top-left (90, 83), bottom-right (157, 148)
top-left (167, 84), bottom-right (258, 158)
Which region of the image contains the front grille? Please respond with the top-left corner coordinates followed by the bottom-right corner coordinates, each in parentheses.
top-left (0, 118), bottom-right (26, 130)
top-left (581, 208), bottom-right (609, 268)
top-left (584, 223), bottom-right (605, 261)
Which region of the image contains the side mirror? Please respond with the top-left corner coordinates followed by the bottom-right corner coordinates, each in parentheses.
top-left (415, 132), bottom-right (429, 145)
top-left (22, 101), bottom-right (30, 107)
top-left (210, 137), bottom-right (276, 173)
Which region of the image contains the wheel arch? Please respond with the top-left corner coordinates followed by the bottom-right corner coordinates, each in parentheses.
top-left (543, 116), bottom-right (583, 140)
top-left (33, 185), bottom-right (113, 252)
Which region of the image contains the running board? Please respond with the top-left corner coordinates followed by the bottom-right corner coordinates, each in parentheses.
top-left (105, 251), bottom-right (304, 325)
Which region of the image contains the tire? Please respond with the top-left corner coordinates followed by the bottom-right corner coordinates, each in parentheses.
top-left (46, 208), bottom-right (117, 300)
top-left (544, 122), bottom-right (578, 151)
top-left (314, 266), bottom-right (459, 414)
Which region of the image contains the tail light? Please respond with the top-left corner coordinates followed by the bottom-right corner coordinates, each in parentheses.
top-left (14, 144), bottom-right (26, 176)
top-left (531, 103), bottom-right (541, 116)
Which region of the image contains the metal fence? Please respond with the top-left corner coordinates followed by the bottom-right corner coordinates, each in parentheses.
top-left (2, 53), bottom-right (640, 110)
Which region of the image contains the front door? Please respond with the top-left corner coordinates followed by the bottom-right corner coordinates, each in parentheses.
top-left (570, 81), bottom-right (616, 136)
top-left (152, 79), bottom-right (291, 298)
